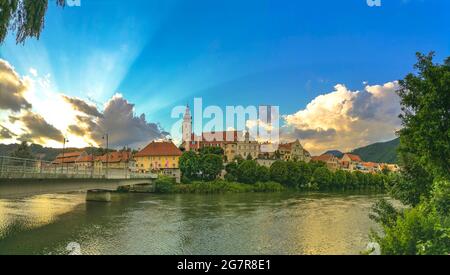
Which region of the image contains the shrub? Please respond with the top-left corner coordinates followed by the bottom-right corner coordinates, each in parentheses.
top-left (154, 177), bottom-right (175, 193)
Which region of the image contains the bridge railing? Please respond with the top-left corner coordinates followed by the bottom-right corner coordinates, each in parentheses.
top-left (0, 156), bottom-right (156, 180)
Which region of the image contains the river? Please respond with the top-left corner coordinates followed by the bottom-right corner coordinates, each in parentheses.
top-left (0, 191), bottom-right (386, 255)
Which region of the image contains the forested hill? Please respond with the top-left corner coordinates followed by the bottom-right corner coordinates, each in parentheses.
top-left (351, 138), bottom-right (400, 164)
top-left (0, 143), bottom-right (62, 161)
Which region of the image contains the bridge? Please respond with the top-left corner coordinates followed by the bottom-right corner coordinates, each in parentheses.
top-left (0, 156), bottom-right (157, 199)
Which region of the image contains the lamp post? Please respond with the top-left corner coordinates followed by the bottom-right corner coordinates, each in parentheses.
top-left (62, 137), bottom-right (69, 174)
top-left (102, 133), bottom-right (109, 179)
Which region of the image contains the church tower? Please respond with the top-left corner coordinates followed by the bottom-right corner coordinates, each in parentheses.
top-left (182, 105), bottom-right (192, 151)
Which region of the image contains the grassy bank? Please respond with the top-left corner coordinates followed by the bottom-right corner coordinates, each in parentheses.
top-left (155, 178), bottom-right (285, 194)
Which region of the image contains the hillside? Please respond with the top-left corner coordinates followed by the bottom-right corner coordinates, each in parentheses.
top-left (351, 138), bottom-right (400, 164)
top-left (323, 150), bottom-right (344, 158)
top-left (0, 144), bottom-right (102, 161)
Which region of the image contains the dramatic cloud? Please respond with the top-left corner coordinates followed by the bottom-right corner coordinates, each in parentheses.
top-left (61, 95), bottom-right (103, 118)
top-left (68, 94), bottom-right (169, 148)
top-left (0, 125), bottom-right (16, 139)
top-left (9, 112), bottom-right (64, 144)
top-left (284, 82), bottom-right (402, 155)
top-left (0, 59), bottom-right (32, 112)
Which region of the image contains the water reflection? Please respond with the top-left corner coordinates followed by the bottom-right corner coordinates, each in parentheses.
top-left (0, 191), bottom-right (386, 255)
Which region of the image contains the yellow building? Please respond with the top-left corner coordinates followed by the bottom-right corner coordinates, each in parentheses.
top-left (134, 141), bottom-right (182, 181)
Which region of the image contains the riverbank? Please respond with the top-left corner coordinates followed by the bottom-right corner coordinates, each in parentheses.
top-left (149, 177), bottom-right (385, 195)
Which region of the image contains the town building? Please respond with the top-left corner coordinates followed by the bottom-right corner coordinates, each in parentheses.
top-left (277, 140), bottom-right (311, 162)
top-left (181, 106), bottom-right (259, 162)
top-left (135, 141), bottom-right (182, 182)
top-left (312, 154), bottom-right (340, 171)
top-left (52, 151), bottom-right (87, 165)
top-left (340, 153), bottom-right (363, 172)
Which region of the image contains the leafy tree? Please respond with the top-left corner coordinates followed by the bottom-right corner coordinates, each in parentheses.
top-left (246, 154), bottom-right (253, 161)
top-left (297, 162), bottom-right (312, 188)
top-left (224, 162), bottom-right (239, 182)
top-left (0, 0), bottom-right (65, 44)
top-left (179, 151), bottom-right (200, 180)
top-left (200, 154), bottom-right (223, 181)
top-left (257, 166), bottom-right (270, 182)
top-left (270, 161), bottom-right (288, 185)
top-left (237, 160), bottom-right (258, 184)
top-left (371, 53), bottom-right (450, 255)
top-left (334, 170), bottom-right (347, 189)
top-left (10, 141), bottom-right (34, 159)
top-left (285, 161), bottom-right (301, 188)
top-left (397, 53), bottom-right (450, 179)
top-left (199, 146), bottom-right (224, 156)
top-left (311, 167), bottom-right (332, 190)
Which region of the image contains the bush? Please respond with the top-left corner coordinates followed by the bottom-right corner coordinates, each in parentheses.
top-left (154, 177), bottom-right (176, 193)
top-left (371, 202), bottom-right (450, 255)
top-left (238, 160), bottom-right (258, 184)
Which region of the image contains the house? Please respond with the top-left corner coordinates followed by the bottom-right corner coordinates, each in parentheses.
top-left (134, 141), bottom-right (182, 182)
top-left (96, 151), bottom-right (134, 170)
top-left (312, 154), bottom-right (340, 171)
top-left (362, 162), bottom-right (381, 174)
top-left (180, 106), bottom-right (259, 162)
top-left (75, 154), bottom-right (96, 169)
top-left (277, 140), bottom-right (311, 162)
top-left (53, 151), bottom-right (87, 165)
top-left (340, 153), bottom-right (363, 172)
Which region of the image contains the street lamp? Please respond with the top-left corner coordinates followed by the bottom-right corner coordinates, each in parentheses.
top-left (102, 133), bottom-right (109, 179)
top-left (62, 137), bottom-right (69, 174)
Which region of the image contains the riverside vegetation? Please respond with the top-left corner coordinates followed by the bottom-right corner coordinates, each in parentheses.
top-left (367, 53), bottom-right (450, 255)
top-left (155, 145), bottom-right (393, 194)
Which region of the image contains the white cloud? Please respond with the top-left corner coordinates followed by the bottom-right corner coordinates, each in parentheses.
top-left (283, 81), bottom-right (402, 155)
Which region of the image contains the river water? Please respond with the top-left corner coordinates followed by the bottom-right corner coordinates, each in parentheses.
top-left (0, 191), bottom-right (386, 255)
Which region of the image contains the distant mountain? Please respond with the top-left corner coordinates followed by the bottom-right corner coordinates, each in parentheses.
top-left (351, 138), bottom-right (400, 164)
top-left (0, 143), bottom-right (102, 161)
top-left (323, 150), bottom-right (344, 158)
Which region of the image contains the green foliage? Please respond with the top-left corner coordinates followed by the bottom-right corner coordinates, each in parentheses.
top-left (334, 170), bottom-right (347, 189)
top-left (198, 146), bottom-right (224, 156)
top-left (372, 202), bottom-right (450, 255)
top-left (371, 53), bottom-right (450, 255)
top-left (256, 166), bottom-right (270, 182)
top-left (311, 167), bottom-right (332, 190)
top-left (397, 53), bottom-right (450, 178)
top-left (199, 154), bottom-right (223, 181)
top-left (297, 162), bottom-right (312, 188)
top-left (431, 179), bottom-right (450, 216)
top-left (9, 141), bottom-right (34, 159)
top-left (154, 177), bottom-right (176, 193)
top-left (224, 162), bottom-right (239, 182)
top-left (237, 160), bottom-right (258, 184)
top-left (173, 180), bottom-right (285, 194)
top-left (369, 199), bottom-right (400, 228)
top-left (270, 161), bottom-right (288, 184)
top-left (179, 151), bottom-right (200, 180)
top-left (0, 0), bottom-right (65, 44)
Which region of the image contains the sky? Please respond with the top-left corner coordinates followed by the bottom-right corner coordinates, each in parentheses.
top-left (0, 0), bottom-right (449, 154)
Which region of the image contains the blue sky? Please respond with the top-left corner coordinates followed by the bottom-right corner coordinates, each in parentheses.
top-left (0, 0), bottom-right (449, 152)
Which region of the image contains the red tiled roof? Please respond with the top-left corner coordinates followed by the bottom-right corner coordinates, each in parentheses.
top-left (55, 151), bottom-right (85, 159)
top-left (191, 131), bottom-right (243, 142)
top-left (312, 154), bottom-right (336, 162)
top-left (344, 154), bottom-right (362, 162)
top-left (278, 143), bottom-right (293, 150)
top-left (135, 141), bottom-right (182, 157)
top-left (104, 151), bottom-right (132, 163)
top-left (76, 155), bottom-right (95, 163)
top-left (363, 162), bottom-right (379, 168)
